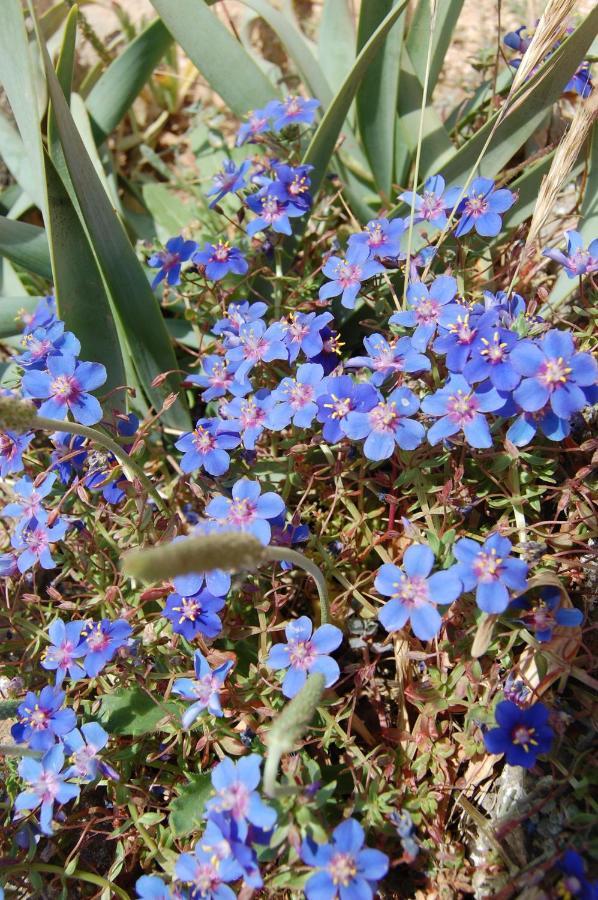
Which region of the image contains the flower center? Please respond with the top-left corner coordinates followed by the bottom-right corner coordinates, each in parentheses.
top-left (465, 193), bottom-right (489, 217)
top-left (446, 389), bottom-right (478, 425)
top-left (557, 876), bottom-right (582, 899)
top-left (369, 401), bottom-right (400, 432)
top-left (334, 261), bottom-right (362, 288)
top-left (290, 176), bottom-right (309, 195)
top-left (208, 363), bottom-right (231, 389)
top-left (328, 851), bottom-right (357, 887)
top-left (448, 314), bottom-right (476, 344)
top-left (240, 400), bottom-right (265, 429)
top-left (51, 374), bottom-right (78, 400)
top-left (415, 297), bottom-right (441, 324)
top-left (193, 863), bottom-right (221, 892)
top-left (421, 192), bottom-right (445, 220)
top-left (26, 705), bottom-right (50, 729)
top-left (193, 427), bottom-right (216, 453)
top-left (176, 597), bottom-right (203, 623)
top-left (511, 724), bottom-right (537, 751)
top-left (288, 382), bottom-right (315, 410)
top-left (473, 549), bottom-right (503, 581)
top-left (213, 242), bottom-right (231, 262)
top-left (283, 96), bottom-right (301, 117)
top-left (366, 223), bottom-right (385, 247)
top-left (219, 781), bottom-right (250, 819)
top-left (36, 770), bottom-right (60, 803)
top-left (288, 639), bottom-right (316, 670)
top-left (228, 498), bottom-right (256, 525)
top-left (325, 394), bottom-right (352, 420)
top-left (480, 333), bottom-right (508, 363)
top-left (86, 627), bottom-right (110, 652)
top-left (244, 330), bottom-right (268, 360)
top-left (538, 356), bottom-right (572, 389)
top-left (394, 575), bottom-right (430, 607)
top-left (193, 675), bottom-right (219, 704)
top-left (287, 315), bottom-right (310, 342)
top-left (261, 196), bottom-right (284, 220)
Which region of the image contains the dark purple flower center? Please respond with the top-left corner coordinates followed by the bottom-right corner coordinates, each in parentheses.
top-left (414, 296), bottom-right (441, 324)
top-left (218, 781), bottom-right (250, 819)
top-left (480, 333), bottom-right (508, 363)
top-left (538, 356), bottom-right (572, 389)
top-left (393, 575), bottom-right (430, 608)
top-left (35, 770), bottom-right (60, 803)
top-left (334, 260), bottom-right (362, 288)
top-left (193, 426), bottom-right (216, 454)
top-left (324, 394), bottom-right (353, 420)
top-left (323, 333), bottom-right (344, 355)
top-left (208, 363), bottom-right (232, 389)
top-left (228, 498), bottom-right (257, 526)
top-left (421, 191), bottom-right (445, 220)
top-left (464, 193), bottom-right (489, 217)
top-left (86, 627), bottom-right (111, 652)
top-left (243, 330), bottom-right (269, 360)
top-left (260, 196), bottom-right (285, 221)
top-left (288, 638), bottom-right (317, 670)
top-left (287, 315), bottom-right (310, 342)
top-left (192, 862), bottom-right (221, 892)
top-left (212, 242), bottom-right (231, 262)
top-left (472, 549), bottom-right (503, 582)
top-left (446, 390), bottom-right (479, 425)
top-left (51, 374), bottom-right (80, 403)
top-left (511, 724), bottom-right (537, 751)
top-left (191, 675), bottom-right (219, 704)
top-left (289, 176), bottom-right (309, 196)
top-left (448, 314), bottom-right (476, 344)
top-left (369, 400), bottom-right (401, 433)
top-left (328, 851), bottom-right (357, 887)
top-left (25, 704), bottom-right (50, 730)
top-left (288, 382), bottom-right (315, 410)
top-left (174, 597), bottom-right (203, 623)
top-left (240, 399), bottom-right (266, 429)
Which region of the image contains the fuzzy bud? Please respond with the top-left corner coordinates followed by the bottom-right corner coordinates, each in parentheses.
top-left (0, 396), bottom-right (37, 432)
top-left (122, 531), bottom-right (267, 583)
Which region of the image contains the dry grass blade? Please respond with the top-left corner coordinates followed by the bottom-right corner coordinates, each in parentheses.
top-left (510, 0), bottom-right (577, 94)
top-left (526, 89), bottom-right (598, 250)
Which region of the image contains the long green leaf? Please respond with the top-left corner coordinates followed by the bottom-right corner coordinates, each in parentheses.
top-left (303, 0), bottom-right (409, 200)
top-left (439, 8), bottom-right (598, 187)
top-left (405, 0), bottom-right (465, 100)
top-left (149, 0), bottom-right (277, 115)
top-left (36, 21), bottom-right (190, 429)
top-left (355, 0), bottom-right (405, 199)
top-left (0, 296), bottom-right (40, 338)
top-left (318, 0), bottom-right (355, 95)
top-left (0, 0), bottom-right (47, 221)
top-left (0, 218), bottom-right (52, 279)
top-left (0, 112), bottom-right (43, 210)
top-left (86, 18), bottom-right (172, 142)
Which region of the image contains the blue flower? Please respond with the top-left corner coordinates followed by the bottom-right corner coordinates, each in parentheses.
top-left (375, 546), bottom-right (462, 641)
top-left (269, 95), bottom-right (320, 131)
top-left (212, 300), bottom-right (267, 342)
top-left (556, 850), bottom-right (598, 900)
top-left (503, 25), bottom-right (532, 52)
top-left (81, 618), bottom-right (133, 677)
top-left (506, 404), bottom-right (575, 447)
top-left (50, 431), bottom-right (87, 483)
top-left (543, 230), bottom-right (598, 278)
top-left (172, 650), bottom-right (233, 727)
top-left (432, 305), bottom-right (493, 372)
top-left (20, 295), bottom-right (57, 334)
top-left (11, 515), bottom-right (69, 573)
top-left (175, 418), bottom-right (240, 476)
top-left (308, 326), bottom-right (345, 374)
top-left (565, 63), bottom-right (593, 99)
top-left (422, 374), bottom-right (506, 449)
top-left (300, 818), bottom-right (389, 900)
top-left (175, 842), bottom-right (240, 899)
top-left (0, 429), bottom-right (32, 477)
top-left (12, 686), bottom-right (76, 751)
top-left (135, 875), bottom-right (172, 899)
top-left (282, 311), bottom-right (334, 363)
top-left (319, 243), bottom-right (385, 309)
top-left (0, 551), bottom-right (19, 576)
top-left (316, 375), bottom-right (379, 443)
top-left (512, 585), bottom-right (583, 642)
top-left (272, 163), bottom-right (313, 211)
top-left (206, 159), bottom-right (251, 207)
top-left (185, 355), bottom-right (248, 402)
top-left (64, 722), bottom-right (117, 782)
top-left (348, 218), bottom-right (405, 259)
top-left (41, 619), bottom-right (87, 684)
top-left (3, 473), bottom-right (57, 528)
top-left (22, 355), bottom-right (107, 426)
top-left (221, 390), bottom-right (276, 450)
top-left (481, 290), bottom-right (527, 326)
top-left (225, 319), bottom-right (288, 383)
top-left (463, 326), bottom-right (522, 391)
top-left (390, 275), bottom-right (458, 350)
top-left (193, 241), bottom-right (249, 281)
top-left (206, 754), bottom-right (277, 833)
top-left (246, 182), bottom-right (305, 235)
top-left (399, 175), bottom-right (463, 229)
top-left (346, 333), bottom-right (430, 386)
top-left (453, 533), bottom-right (528, 613)
top-left (344, 387), bottom-right (425, 460)
top-left (206, 477), bottom-right (285, 545)
top-left (453, 177), bottom-right (516, 238)
top-left (14, 744), bottom-right (79, 835)
top-left (511, 330), bottom-right (598, 420)
top-left (201, 813), bottom-right (263, 888)
top-left (268, 363), bottom-right (327, 430)
top-left (483, 700), bottom-right (553, 768)
top-left (236, 103), bottom-right (278, 145)
top-left (164, 584), bottom-right (225, 641)
top-left (148, 236), bottom-right (198, 289)
top-left (267, 615), bottom-right (342, 698)
top-left (16, 321), bottom-right (80, 370)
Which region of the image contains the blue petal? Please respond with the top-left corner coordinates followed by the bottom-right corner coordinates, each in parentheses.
top-left (476, 581), bottom-right (509, 613)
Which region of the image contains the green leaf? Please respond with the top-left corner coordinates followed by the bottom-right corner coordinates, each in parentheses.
top-left (44, 151), bottom-right (127, 404)
top-left (142, 183), bottom-right (196, 238)
top-left (318, 0), bottom-right (355, 95)
top-left (356, 0), bottom-right (406, 198)
top-left (86, 19), bottom-right (173, 142)
top-left (0, 217), bottom-right (52, 279)
top-left (0, 112), bottom-right (43, 211)
top-left (36, 21), bottom-right (190, 429)
top-left (303, 0), bottom-right (409, 200)
top-left (148, 0), bottom-right (277, 115)
top-left (0, 0), bottom-right (47, 220)
top-left (0, 699), bottom-right (20, 719)
top-left (439, 8), bottom-right (598, 187)
top-left (405, 0), bottom-right (465, 99)
top-left (98, 687), bottom-right (180, 736)
top-left (169, 775), bottom-right (212, 837)
top-left (0, 296), bottom-right (40, 338)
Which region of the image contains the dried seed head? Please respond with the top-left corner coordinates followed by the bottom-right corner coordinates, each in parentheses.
top-left (511, 0), bottom-right (577, 96)
top-left (122, 531), bottom-right (267, 583)
top-left (0, 396), bottom-right (38, 432)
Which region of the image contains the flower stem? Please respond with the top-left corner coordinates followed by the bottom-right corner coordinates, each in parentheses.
top-left (264, 546), bottom-right (330, 625)
top-left (34, 416), bottom-right (166, 513)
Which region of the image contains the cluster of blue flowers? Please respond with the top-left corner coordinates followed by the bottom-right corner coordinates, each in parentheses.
top-left (504, 24), bottom-right (593, 98)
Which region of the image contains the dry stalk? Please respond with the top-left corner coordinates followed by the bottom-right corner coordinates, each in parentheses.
top-left (510, 0), bottom-right (577, 94)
